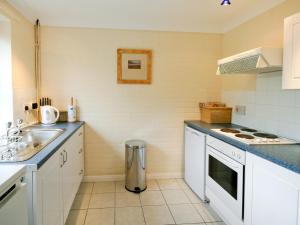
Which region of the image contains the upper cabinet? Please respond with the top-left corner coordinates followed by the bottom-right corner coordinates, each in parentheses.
top-left (283, 12), bottom-right (300, 89)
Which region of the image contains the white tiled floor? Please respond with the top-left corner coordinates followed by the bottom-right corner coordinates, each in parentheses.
top-left (67, 179), bottom-right (226, 225)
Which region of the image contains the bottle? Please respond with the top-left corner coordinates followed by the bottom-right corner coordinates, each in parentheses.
top-left (68, 97), bottom-right (77, 122)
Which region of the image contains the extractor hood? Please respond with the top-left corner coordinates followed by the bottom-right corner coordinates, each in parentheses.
top-left (217, 47), bottom-right (283, 75)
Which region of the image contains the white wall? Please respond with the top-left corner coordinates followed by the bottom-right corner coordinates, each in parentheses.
top-left (41, 27), bottom-right (222, 177)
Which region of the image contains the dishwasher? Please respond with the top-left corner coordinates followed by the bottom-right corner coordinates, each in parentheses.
top-left (184, 125), bottom-right (206, 201)
top-left (0, 166), bottom-right (28, 225)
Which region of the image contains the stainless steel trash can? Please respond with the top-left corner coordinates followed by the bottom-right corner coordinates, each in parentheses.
top-left (125, 140), bottom-right (147, 193)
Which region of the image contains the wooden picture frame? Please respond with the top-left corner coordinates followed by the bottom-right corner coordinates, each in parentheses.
top-left (117, 48), bottom-right (152, 84)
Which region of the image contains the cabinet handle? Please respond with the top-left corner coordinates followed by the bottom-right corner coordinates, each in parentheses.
top-left (79, 132), bottom-right (83, 136)
top-left (78, 148), bottom-right (83, 154)
top-left (79, 169), bottom-right (83, 175)
top-left (64, 150), bottom-right (68, 163)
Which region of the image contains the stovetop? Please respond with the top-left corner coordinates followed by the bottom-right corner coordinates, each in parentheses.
top-left (211, 128), bottom-right (297, 145)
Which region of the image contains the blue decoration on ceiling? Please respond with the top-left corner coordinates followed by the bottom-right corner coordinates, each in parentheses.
top-left (221, 0), bottom-right (231, 5)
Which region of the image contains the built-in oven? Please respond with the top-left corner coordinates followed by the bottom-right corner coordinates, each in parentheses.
top-left (205, 136), bottom-right (245, 225)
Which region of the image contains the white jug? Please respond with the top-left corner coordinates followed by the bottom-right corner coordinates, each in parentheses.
top-left (41, 106), bottom-right (60, 125)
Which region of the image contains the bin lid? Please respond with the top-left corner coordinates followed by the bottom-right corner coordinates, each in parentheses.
top-left (125, 140), bottom-right (146, 148)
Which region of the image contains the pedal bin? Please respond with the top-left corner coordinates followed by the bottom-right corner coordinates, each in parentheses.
top-left (125, 140), bottom-right (147, 193)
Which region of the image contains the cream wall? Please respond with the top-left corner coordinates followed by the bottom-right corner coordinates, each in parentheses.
top-left (41, 27), bottom-right (222, 177)
top-left (0, 0), bottom-right (35, 126)
top-left (221, 0), bottom-right (300, 141)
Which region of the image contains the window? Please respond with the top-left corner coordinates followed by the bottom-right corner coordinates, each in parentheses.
top-left (0, 16), bottom-right (13, 135)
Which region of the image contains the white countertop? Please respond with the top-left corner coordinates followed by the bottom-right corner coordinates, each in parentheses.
top-left (0, 164), bottom-right (26, 194)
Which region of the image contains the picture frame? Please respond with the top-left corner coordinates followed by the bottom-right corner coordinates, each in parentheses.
top-left (117, 48), bottom-right (152, 84)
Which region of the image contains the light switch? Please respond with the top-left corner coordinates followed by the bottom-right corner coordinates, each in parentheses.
top-left (235, 105), bottom-right (246, 115)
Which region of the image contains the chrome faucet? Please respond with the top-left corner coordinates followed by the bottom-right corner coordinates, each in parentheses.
top-left (6, 119), bottom-right (24, 139)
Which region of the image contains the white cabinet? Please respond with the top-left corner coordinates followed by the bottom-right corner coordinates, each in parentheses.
top-left (184, 125), bottom-right (206, 200)
top-left (35, 149), bottom-right (63, 225)
top-left (283, 12), bottom-right (300, 89)
top-left (34, 126), bottom-right (84, 225)
top-left (61, 127), bottom-right (84, 223)
top-left (244, 152), bottom-right (300, 225)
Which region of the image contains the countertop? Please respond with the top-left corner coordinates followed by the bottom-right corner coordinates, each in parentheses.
top-left (0, 164), bottom-right (26, 194)
top-left (1, 122), bottom-right (84, 170)
top-left (185, 120), bottom-right (300, 174)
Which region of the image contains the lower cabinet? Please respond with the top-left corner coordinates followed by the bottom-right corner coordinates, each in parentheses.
top-left (34, 126), bottom-right (84, 225)
top-left (244, 152), bottom-right (300, 225)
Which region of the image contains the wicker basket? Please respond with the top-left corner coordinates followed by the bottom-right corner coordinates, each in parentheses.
top-left (200, 103), bottom-right (232, 124)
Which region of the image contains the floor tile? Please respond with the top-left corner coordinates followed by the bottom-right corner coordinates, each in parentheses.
top-left (115, 207), bottom-right (145, 225)
top-left (162, 189), bottom-right (190, 204)
top-left (140, 191), bottom-right (165, 206)
top-left (181, 224), bottom-right (205, 225)
top-left (65, 210), bottom-right (86, 225)
top-left (183, 188), bottom-right (202, 203)
top-left (146, 180), bottom-right (160, 191)
top-left (206, 222), bottom-right (226, 225)
top-left (169, 204), bottom-right (204, 224)
top-left (157, 179), bottom-right (180, 190)
top-left (194, 203), bottom-right (223, 222)
top-left (93, 181), bottom-right (115, 193)
top-left (116, 181), bottom-right (126, 193)
top-left (176, 179), bottom-right (190, 190)
top-left (77, 182), bottom-right (94, 194)
top-left (116, 192), bottom-right (141, 207)
top-left (85, 208), bottom-right (114, 225)
top-left (89, 193), bottom-right (115, 208)
top-left (143, 205), bottom-right (175, 225)
top-left (71, 194), bottom-right (91, 209)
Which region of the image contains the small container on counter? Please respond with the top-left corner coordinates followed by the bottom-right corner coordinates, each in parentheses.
top-left (68, 97), bottom-right (77, 122)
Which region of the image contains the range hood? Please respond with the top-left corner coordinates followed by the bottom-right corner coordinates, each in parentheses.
top-left (217, 47), bottom-right (283, 75)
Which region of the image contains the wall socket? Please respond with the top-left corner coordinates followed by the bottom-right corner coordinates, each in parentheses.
top-left (235, 105), bottom-right (246, 115)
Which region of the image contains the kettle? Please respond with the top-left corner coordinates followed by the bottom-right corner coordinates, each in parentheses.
top-left (41, 106), bottom-right (60, 125)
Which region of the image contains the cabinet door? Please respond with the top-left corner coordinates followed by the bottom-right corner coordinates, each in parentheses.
top-left (61, 127), bottom-right (84, 223)
top-left (184, 126), bottom-right (206, 200)
top-left (37, 151), bottom-right (63, 225)
top-left (283, 12), bottom-right (300, 89)
top-left (244, 153), bottom-right (300, 225)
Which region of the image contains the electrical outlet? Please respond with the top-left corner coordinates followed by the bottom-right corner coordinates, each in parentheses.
top-left (235, 105), bottom-right (246, 115)
top-left (23, 104), bottom-right (30, 111)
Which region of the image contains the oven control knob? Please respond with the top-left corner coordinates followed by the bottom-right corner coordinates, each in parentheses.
top-left (232, 152), bottom-right (236, 157)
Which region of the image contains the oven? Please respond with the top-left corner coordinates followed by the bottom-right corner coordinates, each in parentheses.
top-left (205, 136), bottom-right (245, 225)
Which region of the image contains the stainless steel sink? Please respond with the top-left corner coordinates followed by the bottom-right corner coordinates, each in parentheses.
top-left (0, 128), bottom-right (64, 162)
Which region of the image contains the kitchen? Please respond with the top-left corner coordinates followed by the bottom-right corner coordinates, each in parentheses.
top-left (0, 0), bottom-right (300, 225)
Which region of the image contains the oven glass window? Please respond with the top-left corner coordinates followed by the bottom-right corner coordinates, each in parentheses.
top-left (209, 155), bottom-right (238, 199)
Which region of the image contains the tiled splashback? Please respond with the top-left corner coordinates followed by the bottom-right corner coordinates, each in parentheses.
top-left (222, 72), bottom-right (300, 141)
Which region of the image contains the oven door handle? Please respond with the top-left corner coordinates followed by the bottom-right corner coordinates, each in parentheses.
top-left (208, 147), bottom-right (241, 171)
top-left (215, 154), bottom-right (240, 170)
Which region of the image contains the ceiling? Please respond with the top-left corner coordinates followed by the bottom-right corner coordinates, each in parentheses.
top-left (7, 0), bottom-right (285, 33)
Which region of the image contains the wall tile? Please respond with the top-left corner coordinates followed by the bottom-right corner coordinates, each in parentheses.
top-left (222, 72), bottom-right (300, 141)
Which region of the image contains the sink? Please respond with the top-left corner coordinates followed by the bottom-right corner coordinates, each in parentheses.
top-left (0, 128), bottom-right (64, 162)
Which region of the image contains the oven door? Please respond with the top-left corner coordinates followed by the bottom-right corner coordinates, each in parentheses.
top-left (206, 145), bottom-right (244, 220)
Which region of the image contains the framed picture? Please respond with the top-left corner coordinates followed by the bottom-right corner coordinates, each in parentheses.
top-left (117, 48), bottom-right (152, 84)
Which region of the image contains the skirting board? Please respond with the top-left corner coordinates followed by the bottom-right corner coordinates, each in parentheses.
top-left (83, 172), bottom-right (183, 182)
